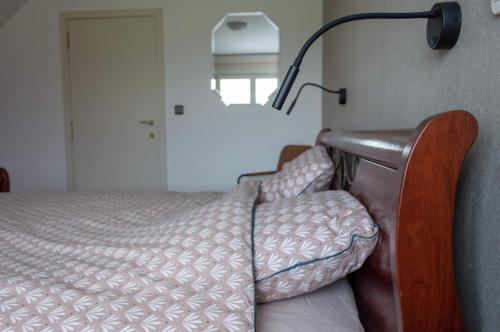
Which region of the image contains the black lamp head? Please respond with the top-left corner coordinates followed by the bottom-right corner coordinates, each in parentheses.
top-left (272, 2), bottom-right (462, 111)
top-left (272, 65), bottom-right (300, 110)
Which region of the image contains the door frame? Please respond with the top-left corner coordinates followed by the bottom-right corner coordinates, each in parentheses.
top-left (59, 8), bottom-right (167, 191)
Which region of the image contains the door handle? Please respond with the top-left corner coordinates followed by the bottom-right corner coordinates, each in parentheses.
top-left (139, 119), bottom-right (154, 126)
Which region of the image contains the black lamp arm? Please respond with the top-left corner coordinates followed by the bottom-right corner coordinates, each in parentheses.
top-left (273, 2), bottom-right (462, 110)
top-left (294, 11), bottom-right (437, 68)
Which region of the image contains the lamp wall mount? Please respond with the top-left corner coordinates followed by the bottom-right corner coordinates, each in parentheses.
top-left (338, 88), bottom-right (347, 105)
top-left (427, 2), bottom-right (462, 49)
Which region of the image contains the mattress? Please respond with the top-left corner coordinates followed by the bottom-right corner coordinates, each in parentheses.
top-left (257, 278), bottom-right (364, 332)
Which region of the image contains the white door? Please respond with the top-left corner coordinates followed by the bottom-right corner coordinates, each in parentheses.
top-left (65, 11), bottom-right (166, 192)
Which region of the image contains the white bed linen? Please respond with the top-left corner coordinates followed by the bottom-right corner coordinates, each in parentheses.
top-left (257, 278), bottom-right (364, 332)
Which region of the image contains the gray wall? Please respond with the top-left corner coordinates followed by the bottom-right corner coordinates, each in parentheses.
top-left (322, 1), bottom-right (499, 331)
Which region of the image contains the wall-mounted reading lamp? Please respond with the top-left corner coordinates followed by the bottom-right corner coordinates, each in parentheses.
top-left (272, 2), bottom-right (462, 112)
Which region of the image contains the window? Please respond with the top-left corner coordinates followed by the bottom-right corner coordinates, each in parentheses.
top-left (212, 76), bottom-right (278, 106)
top-left (219, 78), bottom-right (251, 105)
top-left (211, 13), bottom-right (280, 107)
top-left (256, 78), bottom-right (278, 105)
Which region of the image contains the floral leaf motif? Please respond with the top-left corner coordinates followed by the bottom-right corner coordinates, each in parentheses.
top-left (112, 297), bottom-right (131, 312)
top-left (191, 277), bottom-right (208, 292)
top-left (223, 313), bottom-right (244, 332)
top-left (182, 313), bottom-right (202, 332)
top-left (276, 280), bottom-right (293, 294)
top-left (134, 289), bottom-right (152, 303)
top-left (225, 273), bottom-right (244, 290)
top-left (124, 307), bottom-right (143, 322)
top-left (73, 296), bottom-right (93, 312)
top-left (225, 294), bottom-right (244, 311)
top-left (159, 261), bottom-right (175, 277)
top-left (36, 297), bottom-right (56, 314)
top-left (10, 307), bottom-right (30, 323)
top-left (212, 232), bottom-right (227, 244)
top-left (164, 304), bottom-right (182, 321)
top-left (177, 251), bottom-right (194, 266)
top-left (106, 274), bottom-right (124, 288)
top-left (195, 241), bottom-right (211, 254)
top-left (120, 280), bottom-right (139, 294)
top-left (299, 240), bottom-right (317, 259)
top-left (314, 226), bottom-right (330, 242)
top-left (175, 268), bottom-right (192, 284)
top-left (162, 325), bottom-right (177, 332)
top-left (288, 266), bottom-right (306, 280)
top-left (148, 297), bottom-right (166, 312)
top-left (194, 249), bottom-right (214, 268)
top-left (266, 254), bottom-right (283, 272)
top-left (119, 326), bottom-right (135, 332)
top-left (0, 288), bottom-right (10, 299)
top-left (210, 247), bottom-right (226, 261)
top-left (262, 237), bottom-right (278, 252)
top-left (207, 285), bottom-right (224, 301)
top-left (262, 224), bottom-right (276, 235)
top-left (21, 316), bottom-right (42, 332)
top-left (100, 315), bottom-right (119, 332)
top-left (24, 288), bottom-right (43, 304)
top-left (209, 265), bottom-right (226, 281)
top-left (203, 304), bottom-right (222, 321)
top-left (47, 307), bottom-right (66, 323)
top-left (227, 253), bottom-right (243, 269)
top-left (201, 324), bottom-right (218, 332)
top-left (141, 315), bottom-right (160, 332)
top-left (295, 224), bottom-right (311, 238)
top-left (279, 238), bottom-right (296, 255)
top-left (0, 298), bottom-right (19, 313)
top-left (169, 287), bottom-right (187, 301)
top-left (85, 305), bottom-right (105, 323)
top-left (60, 315), bottom-right (80, 332)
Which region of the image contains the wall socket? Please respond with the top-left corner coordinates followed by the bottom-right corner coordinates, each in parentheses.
top-left (174, 105), bottom-right (184, 115)
top-left (492, 0), bottom-right (500, 15)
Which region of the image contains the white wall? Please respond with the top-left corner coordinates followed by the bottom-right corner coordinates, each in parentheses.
top-left (0, 0), bottom-right (323, 192)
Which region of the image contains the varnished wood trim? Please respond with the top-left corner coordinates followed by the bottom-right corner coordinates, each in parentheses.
top-left (319, 110), bottom-right (478, 332)
top-left (320, 129), bottom-right (413, 170)
top-left (395, 110), bottom-right (477, 331)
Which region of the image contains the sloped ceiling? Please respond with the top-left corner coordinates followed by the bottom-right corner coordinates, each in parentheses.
top-left (0, 0), bottom-right (27, 27)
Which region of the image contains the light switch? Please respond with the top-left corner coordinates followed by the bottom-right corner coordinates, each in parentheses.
top-left (492, 0), bottom-right (500, 15)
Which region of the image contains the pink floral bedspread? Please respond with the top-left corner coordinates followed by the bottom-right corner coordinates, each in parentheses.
top-left (0, 183), bottom-right (258, 332)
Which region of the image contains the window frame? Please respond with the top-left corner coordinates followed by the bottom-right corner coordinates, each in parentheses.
top-left (212, 74), bottom-right (278, 106)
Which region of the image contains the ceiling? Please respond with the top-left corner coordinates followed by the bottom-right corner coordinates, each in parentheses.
top-left (0, 0), bottom-right (27, 27)
top-left (212, 12), bottom-right (279, 55)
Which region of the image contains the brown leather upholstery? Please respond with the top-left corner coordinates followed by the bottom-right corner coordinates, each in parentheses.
top-left (0, 168), bottom-right (10, 193)
top-left (276, 145), bottom-right (311, 171)
top-left (237, 145), bottom-right (311, 183)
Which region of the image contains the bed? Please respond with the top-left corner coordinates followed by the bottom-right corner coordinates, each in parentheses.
top-left (0, 110), bottom-right (478, 332)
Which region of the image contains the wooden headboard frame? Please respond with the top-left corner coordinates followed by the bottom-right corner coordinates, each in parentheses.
top-left (317, 110), bottom-right (478, 332)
